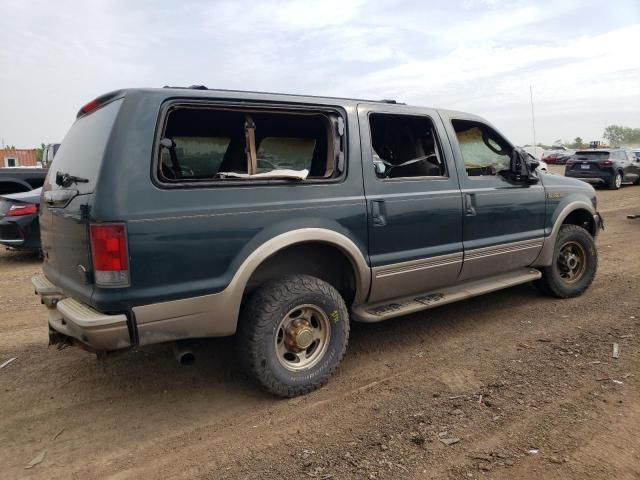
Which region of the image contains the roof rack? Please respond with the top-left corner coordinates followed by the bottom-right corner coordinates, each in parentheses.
top-left (160, 85), bottom-right (403, 104)
top-left (162, 85), bottom-right (208, 90)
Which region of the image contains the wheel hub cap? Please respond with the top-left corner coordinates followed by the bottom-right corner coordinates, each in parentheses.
top-left (275, 305), bottom-right (331, 371)
top-left (285, 320), bottom-right (314, 350)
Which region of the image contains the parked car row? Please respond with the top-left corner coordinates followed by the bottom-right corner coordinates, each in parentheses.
top-left (542, 147), bottom-right (574, 165)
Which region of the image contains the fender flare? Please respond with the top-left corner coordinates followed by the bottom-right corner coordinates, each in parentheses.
top-left (230, 228), bottom-right (371, 306)
top-left (532, 200), bottom-right (596, 267)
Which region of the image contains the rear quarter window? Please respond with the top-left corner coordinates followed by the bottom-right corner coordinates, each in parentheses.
top-left (154, 104), bottom-right (344, 186)
top-left (46, 99), bottom-right (123, 193)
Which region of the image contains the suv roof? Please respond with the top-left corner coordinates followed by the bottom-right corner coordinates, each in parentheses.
top-left (575, 149), bottom-right (622, 154)
top-left (77, 87), bottom-right (488, 127)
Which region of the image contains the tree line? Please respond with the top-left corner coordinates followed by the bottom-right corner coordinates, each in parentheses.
top-left (528, 125), bottom-right (639, 150)
top-left (602, 125), bottom-right (640, 147)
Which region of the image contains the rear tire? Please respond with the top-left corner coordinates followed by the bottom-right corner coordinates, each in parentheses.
top-left (237, 274), bottom-right (349, 397)
top-left (608, 171), bottom-right (622, 190)
top-left (535, 225), bottom-right (597, 298)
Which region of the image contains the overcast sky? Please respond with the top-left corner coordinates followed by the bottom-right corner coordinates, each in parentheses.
top-left (1, 0), bottom-right (639, 148)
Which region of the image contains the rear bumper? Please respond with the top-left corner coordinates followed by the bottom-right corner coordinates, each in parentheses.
top-left (565, 169), bottom-right (613, 185)
top-left (567, 177), bottom-right (606, 185)
top-left (32, 274), bottom-right (131, 352)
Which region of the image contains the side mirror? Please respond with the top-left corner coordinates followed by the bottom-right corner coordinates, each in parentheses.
top-left (528, 158), bottom-right (540, 172)
top-left (501, 148), bottom-right (539, 184)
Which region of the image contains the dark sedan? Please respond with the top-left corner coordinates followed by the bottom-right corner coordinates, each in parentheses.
top-left (0, 187), bottom-right (41, 250)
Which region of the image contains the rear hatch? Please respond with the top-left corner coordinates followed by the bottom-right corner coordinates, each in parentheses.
top-left (566, 151), bottom-right (611, 175)
top-left (40, 97), bottom-right (123, 303)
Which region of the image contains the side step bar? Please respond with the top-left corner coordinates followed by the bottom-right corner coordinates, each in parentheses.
top-left (352, 268), bottom-right (541, 323)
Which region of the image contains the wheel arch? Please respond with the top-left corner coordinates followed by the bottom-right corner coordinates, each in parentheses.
top-left (532, 200), bottom-right (596, 267)
top-left (244, 242), bottom-right (360, 306)
top-left (234, 229), bottom-right (371, 307)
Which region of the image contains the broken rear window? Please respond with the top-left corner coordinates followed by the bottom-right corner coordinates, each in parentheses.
top-left (157, 106), bottom-right (344, 184)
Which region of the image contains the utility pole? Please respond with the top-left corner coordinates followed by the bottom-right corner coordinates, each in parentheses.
top-left (530, 85), bottom-right (537, 151)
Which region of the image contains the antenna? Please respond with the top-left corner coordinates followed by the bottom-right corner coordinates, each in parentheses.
top-left (530, 85), bottom-right (537, 152)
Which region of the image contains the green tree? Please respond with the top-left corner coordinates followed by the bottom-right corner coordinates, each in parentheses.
top-left (603, 125), bottom-right (640, 146)
top-left (35, 143), bottom-right (46, 163)
top-left (571, 137), bottom-right (584, 149)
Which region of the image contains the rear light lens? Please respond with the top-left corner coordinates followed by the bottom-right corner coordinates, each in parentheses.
top-left (565, 159), bottom-right (575, 166)
top-left (77, 99), bottom-right (100, 117)
top-left (76, 90), bottom-right (121, 118)
top-left (6, 203), bottom-right (38, 217)
top-left (89, 223), bottom-right (130, 287)
top-left (599, 159), bottom-right (613, 166)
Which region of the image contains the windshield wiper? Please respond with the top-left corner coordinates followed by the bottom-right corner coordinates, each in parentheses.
top-left (55, 172), bottom-right (89, 188)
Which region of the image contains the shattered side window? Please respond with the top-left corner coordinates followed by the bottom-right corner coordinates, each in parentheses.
top-left (452, 120), bottom-right (511, 177)
top-left (161, 137), bottom-right (230, 178)
top-left (256, 137), bottom-right (316, 173)
top-left (157, 106), bottom-right (342, 184)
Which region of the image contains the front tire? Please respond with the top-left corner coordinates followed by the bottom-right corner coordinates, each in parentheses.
top-left (237, 274), bottom-right (349, 397)
top-left (535, 225), bottom-right (597, 298)
top-left (609, 171), bottom-right (622, 189)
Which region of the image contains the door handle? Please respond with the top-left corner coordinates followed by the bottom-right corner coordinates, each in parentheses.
top-left (371, 200), bottom-right (386, 226)
top-left (464, 193), bottom-right (476, 216)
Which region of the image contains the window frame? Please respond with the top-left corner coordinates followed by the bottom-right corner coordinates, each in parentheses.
top-left (151, 100), bottom-right (348, 189)
top-left (367, 111), bottom-right (449, 182)
top-left (450, 118), bottom-right (514, 180)
top-left (4, 157), bottom-right (18, 167)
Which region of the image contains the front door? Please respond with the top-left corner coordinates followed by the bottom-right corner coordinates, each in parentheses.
top-left (440, 113), bottom-right (546, 281)
top-left (358, 105), bottom-right (464, 303)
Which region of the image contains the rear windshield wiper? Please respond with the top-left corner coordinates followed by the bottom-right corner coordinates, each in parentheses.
top-left (55, 172), bottom-right (89, 188)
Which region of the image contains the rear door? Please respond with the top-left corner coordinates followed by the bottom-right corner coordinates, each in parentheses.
top-left (41, 98), bottom-right (123, 301)
top-left (439, 112), bottom-right (545, 281)
top-left (358, 105), bottom-right (463, 302)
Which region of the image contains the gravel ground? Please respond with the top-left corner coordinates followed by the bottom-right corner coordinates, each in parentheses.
top-left (1, 167), bottom-right (639, 479)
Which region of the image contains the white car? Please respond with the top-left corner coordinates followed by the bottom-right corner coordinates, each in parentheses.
top-left (537, 159), bottom-right (549, 173)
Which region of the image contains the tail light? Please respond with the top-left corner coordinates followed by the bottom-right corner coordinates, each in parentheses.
top-left (598, 159), bottom-right (613, 167)
top-left (89, 223), bottom-right (130, 287)
top-left (565, 159), bottom-right (575, 166)
top-left (6, 203), bottom-right (38, 217)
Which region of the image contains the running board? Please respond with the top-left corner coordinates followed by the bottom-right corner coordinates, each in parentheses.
top-left (352, 268), bottom-right (542, 323)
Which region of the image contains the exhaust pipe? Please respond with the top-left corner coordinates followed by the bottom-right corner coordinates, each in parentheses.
top-left (173, 341), bottom-right (195, 366)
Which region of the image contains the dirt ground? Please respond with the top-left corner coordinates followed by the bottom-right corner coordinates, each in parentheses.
top-left (1, 168), bottom-right (639, 480)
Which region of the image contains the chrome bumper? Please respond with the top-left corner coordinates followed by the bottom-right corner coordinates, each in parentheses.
top-left (32, 274), bottom-right (131, 351)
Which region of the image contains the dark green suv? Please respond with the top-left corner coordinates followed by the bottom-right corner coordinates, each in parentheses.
top-left (33, 87), bottom-right (602, 396)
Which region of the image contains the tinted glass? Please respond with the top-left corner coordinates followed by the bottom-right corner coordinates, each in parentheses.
top-left (256, 137), bottom-right (316, 172)
top-left (46, 99), bottom-right (123, 193)
top-left (574, 151), bottom-right (609, 161)
top-left (161, 137), bottom-right (230, 178)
